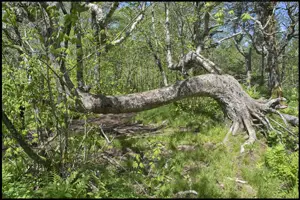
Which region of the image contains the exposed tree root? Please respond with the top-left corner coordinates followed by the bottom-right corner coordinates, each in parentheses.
top-left (223, 121), bottom-right (239, 143)
top-left (70, 43), bottom-right (298, 154)
top-left (75, 74), bottom-right (297, 154)
top-left (239, 98), bottom-right (298, 153)
top-left (281, 113), bottom-right (299, 127)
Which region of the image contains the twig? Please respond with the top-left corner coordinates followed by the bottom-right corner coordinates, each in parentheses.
top-left (273, 110), bottom-right (288, 127)
top-left (99, 124), bottom-right (112, 144)
top-left (122, 131), bottom-right (175, 140)
top-left (78, 126), bottom-right (95, 149)
top-left (36, 132), bottom-right (59, 150)
top-left (216, 31), bottom-right (243, 44)
top-left (134, 180), bottom-right (148, 196)
top-left (176, 190), bottom-right (198, 196)
top-left (269, 118), bottom-right (297, 138)
top-left (264, 116), bottom-right (274, 130)
top-left (101, 154), bottom-right (126, 171)
top-left (226, 177), bottom-right (248, 184)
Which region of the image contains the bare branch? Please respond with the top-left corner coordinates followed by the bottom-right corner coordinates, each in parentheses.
top-left (165, 2), bottom-right (173, 68)
top-left (262, 5), bottom-right (276, 29)
top-left (269, 118), bottom-right (297, 137)
top-left (265, 97), bottom-right (287, 108)
top-left (149, 5), bottom-right (168, 86)
top-left (103, 2), bottom-right (119, 26)
top-left (226, 177), bottom-right (248, 184)
top-left (281, 113), bottom-right (299, 127)
top-left (75, 14), bottom-right (84, 88)
top-left (279, 3), bottom-right (298, 54)
top-left (268, 109), bottom-right (288, 127)
top-left (111, 3), bottom-right (146, 46)
top-left (176, 190), bottom-right (198, 197)
top-left (242, 26), bottom-right (266, 55)
top-left (86, 3), bottom-right (104, 24)
top-left (233, 37), bottom-right (246, 57)
top-left (214, 31), bottom-right (243, 46)
top-left (99, 125), bottom-right (112, 144)
top-left (58, 2), bottom-right (67, 15)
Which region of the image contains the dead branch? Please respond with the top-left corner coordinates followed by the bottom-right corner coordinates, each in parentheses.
top-left (269, 118), bottom-right (297, 138)
top-left (226, 177), bottom-right (248, 184)
top-left (176, 190), bottom-right (198, 197)
top-left (99, 125), bottom-right (114, 144)
top-left (281, 113), bottom-right (299, 127)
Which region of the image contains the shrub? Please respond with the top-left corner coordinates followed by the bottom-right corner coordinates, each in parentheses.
top-left (264, 145), bottom-right (298, 189)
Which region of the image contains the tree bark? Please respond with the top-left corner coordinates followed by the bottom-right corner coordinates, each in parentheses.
top-left (281, 113), bottom-right (299, 127)
top-left (75, 13), bottom-right (84, 88)
top-left (150, 4), bottom-right (168, 87)
top-left (76, 72), bottom-right (289, 152)
top-left (261, 51), bottom-right (265, 84)
top-left (2, 110), bottom-right (52, 169)
top-left (165, 3), bottom-right (173, 69)
top-left (246, 47), bottom-right (252, 89)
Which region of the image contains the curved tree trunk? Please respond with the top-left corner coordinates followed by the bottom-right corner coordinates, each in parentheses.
top-left (76, 73), bottom-right (288, 153)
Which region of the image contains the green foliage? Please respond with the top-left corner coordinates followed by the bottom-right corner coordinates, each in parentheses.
top-left (264, 145), bottom-right (298, 189)
top-left (2, 158), bottom-right (35, 198)
top-left (214, 9), bottom-right (224, 24)
top-left (245, 84), bottom-right (261, 99)
top-left (281, 87), bottom-right (298, 116)
top-left (34, 171), bottom-right (91, 198)
top-left (135, 97), bottom-right (224, 131)
top-left (2, 163), bottom-right (91, 198)
top-left (241, 13), bottom-right (251, 22)
top-left (2, 1), bottom-right (298, 199)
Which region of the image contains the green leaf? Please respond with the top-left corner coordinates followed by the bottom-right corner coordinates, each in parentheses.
top-left (135, 154), bottom-right (140, 162)
top-left (65, 193), bottom-right (72, 198)
top-left (139, 163), bottom-right (144, 168)
top-left (70, 37), bottom-right (77, 44)
top-left (66, 48), bottom-right (71, 55)
top-left (229, 10), bottom-right (234, 15)
top-left (132, 161), bottom-right (138, 168)
top-left (214, 10), bottom-right (224, 19)
top-left (241, 13), bottom-right (251, 22)
top-left (205, 2), bottom-right (211, 7)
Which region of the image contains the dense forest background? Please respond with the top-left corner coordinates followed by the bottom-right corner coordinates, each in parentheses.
top-left (2, 2), bottom-right (299, 198)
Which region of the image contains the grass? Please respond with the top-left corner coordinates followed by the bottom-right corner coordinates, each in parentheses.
top-left (2, 97), bottom-right (299, 198)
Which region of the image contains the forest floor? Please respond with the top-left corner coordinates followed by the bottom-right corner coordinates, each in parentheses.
top-left (60, 100), bottom-right (298, 198)
top-left (65, 110), bottom-right (277, 198)
top-left (2, 102), bottom-right (298, 198)
top-left (69, 113), bottom-right (167, 138)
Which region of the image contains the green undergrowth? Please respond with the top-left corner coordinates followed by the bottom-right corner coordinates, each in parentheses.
top-left (2, 97), bottom-right (299, 198)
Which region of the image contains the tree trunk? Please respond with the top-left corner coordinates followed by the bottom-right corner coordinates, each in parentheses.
top-left (246, 47), bottom-right (252, 89)
top-left (150, 5), bottom-right (168, 87)
top-left (75, 14), bottom-right (84, 88)
top-left (281, 47), bottom-right (286, 83)
top-left (165, 3), bottom-right (173, 68)
top-left (267, 48), bottom-right (280, 94)
top-left (260, 2), bottom-right (281, 94)
top-left (76, 73), bottom-right (289, 152)
top-left (91, 11), bottom-right (101, 90)
top-left (2, 110), bottom-right (52, 169)
top-left (147, 39), bottom-right (168, 87)
top-left (261, 52), bottom-right (265, 84)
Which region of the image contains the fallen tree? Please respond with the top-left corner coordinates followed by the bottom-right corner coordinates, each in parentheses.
top-left (3, 3), bottom-right (298, 170)
top-left (76, 73), bottom-right (296, 153)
